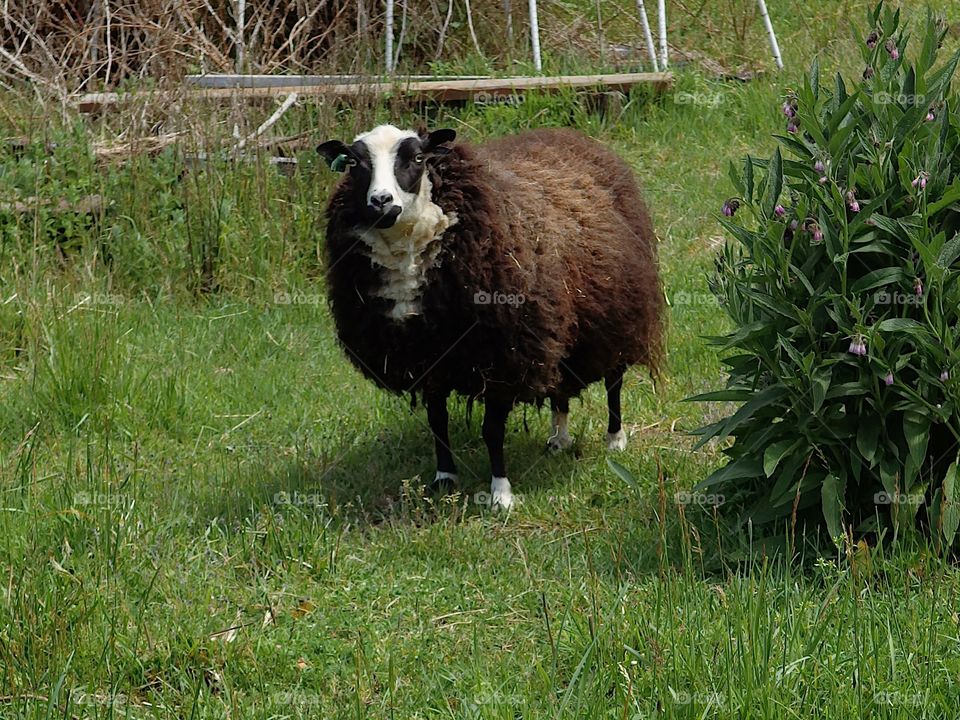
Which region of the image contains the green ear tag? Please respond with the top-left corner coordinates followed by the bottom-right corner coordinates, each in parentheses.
top-left (330, 154), bottom-right (349, 172)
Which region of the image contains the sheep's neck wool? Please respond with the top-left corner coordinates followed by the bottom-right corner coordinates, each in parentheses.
top-left (357, 176), bottom-right (458, 320)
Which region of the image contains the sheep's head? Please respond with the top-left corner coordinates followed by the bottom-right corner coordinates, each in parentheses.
top-left (318, 124), bottom-right (456, 230)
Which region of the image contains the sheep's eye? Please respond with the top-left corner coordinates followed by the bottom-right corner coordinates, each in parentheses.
top-left (414, 153), bottom-right (425, 163)
top-left (346, 157), bottom-right (358, 168)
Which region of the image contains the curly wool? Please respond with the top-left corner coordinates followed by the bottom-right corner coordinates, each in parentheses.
top-left (323, 128), bottom-right (664, 405)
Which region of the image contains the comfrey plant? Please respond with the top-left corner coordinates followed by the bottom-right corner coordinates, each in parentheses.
top-left (695, 3), bottom-right (960, 548)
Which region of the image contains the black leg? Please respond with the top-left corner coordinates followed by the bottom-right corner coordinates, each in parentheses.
top-left (605, 367), bottom-right (625, 435)
top-left (426, 391), bottom-right (456, 477)
top-left (481, 397), bottom-right (511, 478)
top-left (482, 396), bottom-right (514, 509)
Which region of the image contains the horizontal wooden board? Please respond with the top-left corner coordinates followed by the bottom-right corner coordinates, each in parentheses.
top-left (76, 73), bottom-right (673, 111)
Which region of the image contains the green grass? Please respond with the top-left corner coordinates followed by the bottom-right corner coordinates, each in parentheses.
top-left (3, 2), bottom-right (960, 717)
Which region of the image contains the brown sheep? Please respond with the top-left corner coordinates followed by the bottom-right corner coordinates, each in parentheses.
top-left (317, 125), bottom-right (663, 509)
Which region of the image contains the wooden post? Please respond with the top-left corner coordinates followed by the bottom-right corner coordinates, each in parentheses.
top-left (636, 0), bottom-right (659, 72)
top-left (385, 0), bottom-right (395, 72)
top-left (757, 0), bottom-right (784, 70)
top-left (657, 0), bottom-right (667, 69)
top-left (236, 0), bottom-right (246, 72)
top-left (528, 0), bottom-right (542, 72)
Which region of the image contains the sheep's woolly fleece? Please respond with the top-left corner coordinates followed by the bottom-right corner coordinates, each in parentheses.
top-left (323, 127), bottom-right (664, 406)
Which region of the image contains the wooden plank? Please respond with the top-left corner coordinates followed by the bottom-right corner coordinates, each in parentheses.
top-left (76, 72), bottom-right (673, 111)
top-left (0, 195), bottom-right (102, 215)
top-left (186, 74), bottom-right (492, 88)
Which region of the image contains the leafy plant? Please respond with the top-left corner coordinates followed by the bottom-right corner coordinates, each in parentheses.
top-left (693, 3), bottom-right (960, 548)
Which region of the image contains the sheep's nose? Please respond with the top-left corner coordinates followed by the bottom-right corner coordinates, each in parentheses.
top-left (369, 191), bottom-right (394, 209)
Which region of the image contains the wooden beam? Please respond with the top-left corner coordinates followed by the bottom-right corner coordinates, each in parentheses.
top-left (185, 74), bottom-right (493, 88)
top-left (76, 72), bottom-right (673, 111)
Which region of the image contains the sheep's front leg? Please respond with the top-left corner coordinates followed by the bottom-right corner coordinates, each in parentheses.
top-left (426, 391), bottom-right (457, 489)
top-left (482, 398), bottom-right (513, 510)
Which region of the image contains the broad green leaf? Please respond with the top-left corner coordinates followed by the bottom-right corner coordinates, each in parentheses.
top-left (941, 462), bottom-right (960, 547)
top-left (762, 147), bottom-right (783, 218)
top-left (822, 474), bottom-right (844, 543)
top-left (607, 458), bottom-right (640, 493)
top-left (764, 439), bottom-right (797, 477)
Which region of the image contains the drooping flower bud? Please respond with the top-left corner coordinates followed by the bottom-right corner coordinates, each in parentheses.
top-left (722, 199), bottom-right (741, 217)
top-left (866, 31), bottom-right (879, 49)
top-left (884, 372), bottom-right (894, 386)
top-left (885, 40), bottom-right (899, 60)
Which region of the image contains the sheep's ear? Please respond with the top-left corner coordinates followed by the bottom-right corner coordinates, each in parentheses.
top-left (317, 140), bottom-right (354, 172)
top-left (423, 128), bottom-right (456, 154)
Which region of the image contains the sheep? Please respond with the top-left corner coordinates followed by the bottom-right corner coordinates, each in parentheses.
top-left (317, 124), bottom-right (664, 510)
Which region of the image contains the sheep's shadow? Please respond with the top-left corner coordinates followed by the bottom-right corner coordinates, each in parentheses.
top-left (195, 397), bottom-right (580, 527)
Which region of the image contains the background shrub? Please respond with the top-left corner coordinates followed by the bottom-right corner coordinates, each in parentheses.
top-left (694, 2), bottom-right (960, 549)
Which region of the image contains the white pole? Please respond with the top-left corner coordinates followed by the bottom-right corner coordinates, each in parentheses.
top-left (656, 0), bottom-right (667, 69)
top-left (636, 0), bottom-right (659, 72)
top-left (236, 0), bottom-right (246, 72)
top-left (528, 0), bottom-right (542, 72)
top-left (757, 0), bottom-right (784, 70)
top-left (385, 0), bottom-right (395, 72)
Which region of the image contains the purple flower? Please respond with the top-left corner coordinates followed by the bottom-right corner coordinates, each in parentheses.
top-left (941, 370), bottom-right (950, 382)
top-left (787, 121), bottom-right (799, 134)
top-left (926, 111), bottom-right (936, 122)
top-left (819, 176), bottom-right (829, 185)
top-left (774, 204), bottom-right (786, 218)
top-left (886, 40), bottom-right (899, 60)
top-left (813, 227), bottom-right (824, 243)
top-left (848, 336), bottom-right (867, 356)
top-left (814, 160), bottom-right (825, 173)
top-left (884, 372), bottom-right (894, 386)
top-left (722, 198), bottom-right (741, 217)
top-left (846, 190), bottom-right (859, 212)
top-left (782, 102), bottom-right (796, 119)
top-left (914, 277), bottom-right (923, 296)
top-left (866, 31), bottom-right (879, 49)
top-left (863, 67), bottom-right (875, 80)
top-left (789, 219), bottom-right (799, 231)
top-left (912, 171), bottom-right (929, 189)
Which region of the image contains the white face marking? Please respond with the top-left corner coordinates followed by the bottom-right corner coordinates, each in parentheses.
top-left (354, 124), bottom-right (420, 214)
top-left (352, 125), bottom-right (458, 321)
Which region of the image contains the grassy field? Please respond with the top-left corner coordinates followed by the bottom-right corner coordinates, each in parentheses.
top-left (4, 1), bottom-right (960, 717)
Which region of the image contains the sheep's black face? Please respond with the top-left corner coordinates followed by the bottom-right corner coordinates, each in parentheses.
top-left (318, 125), bottom-right (456, 231)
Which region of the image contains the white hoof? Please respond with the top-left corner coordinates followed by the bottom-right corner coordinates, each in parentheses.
top-left (546, 431), bottom-right (574, 452)
top-left (606, 429), bottom-right (628, 451)
top-left (434, 471), bottom-right (458, 484)
top-left (547, 409), bottom-right (574, 452)
top-left (490, 476), bottom-right (514, 511)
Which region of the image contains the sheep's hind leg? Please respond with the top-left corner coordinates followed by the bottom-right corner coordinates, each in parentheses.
top-left (605, 367), bottom-right (628, 451)
top-left (482, 398), bottom-right (513, 511)
top-left (547, 396), bottom-right (574, 452)
top-left (427, 391), bottom-right (458, 491)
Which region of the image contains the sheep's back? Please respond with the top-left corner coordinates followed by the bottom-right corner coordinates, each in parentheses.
top-left (468, 129), bottom-right (663, 391)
